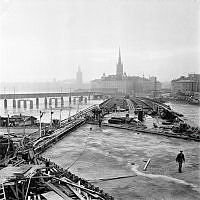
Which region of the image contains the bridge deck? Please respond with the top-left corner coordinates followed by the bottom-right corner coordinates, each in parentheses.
top-left (0, 92), bottom-right (95, 99)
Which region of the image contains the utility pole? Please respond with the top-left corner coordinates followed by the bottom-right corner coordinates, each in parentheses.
top-left (50, 107), bottom-right (53, 128)
top-left (68, 88), bottom-right (72, 118)
top-left (59, 108), bottom-right (62, 127)
top-left (39, 111), bottom-right (44, 137)
top-left (23, 116), bottom-right (26, 137)
top-left (6, 114), bottom-right (10, 159)
top-left (154, 77), bottom-right (157, 98)
top-left (7, 114), bottom-right (10, 135)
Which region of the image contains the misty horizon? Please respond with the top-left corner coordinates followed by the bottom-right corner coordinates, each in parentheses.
top-left (0, 0), bottom-right (199, 83)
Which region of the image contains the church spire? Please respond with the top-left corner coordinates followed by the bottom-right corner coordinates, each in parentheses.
top-left (116, 47), bottom-right (123, 78)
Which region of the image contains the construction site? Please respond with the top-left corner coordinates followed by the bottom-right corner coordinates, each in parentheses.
top-left (0, 97), bottom-right (199, 200)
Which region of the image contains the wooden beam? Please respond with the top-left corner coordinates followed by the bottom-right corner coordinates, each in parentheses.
top-left (10, 185), bottom-right (18, 199)
top-left (21, 182), bottom-right (25, 200)
top-left (143, 158), bottom-right (151, 171)
top-left (45, 182), bottom-right (72, 200)
top-left (66, 184), bottom-right (85, 200)
top-left (57, 177), bottom-right (103, 199)
top-left (15, 181), bottom-right (19, 200)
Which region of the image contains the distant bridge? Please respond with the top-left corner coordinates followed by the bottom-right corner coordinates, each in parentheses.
top-left (0, 91), bottom-right (99, 99)
top-left (0, 91), bottom-right (105, 109)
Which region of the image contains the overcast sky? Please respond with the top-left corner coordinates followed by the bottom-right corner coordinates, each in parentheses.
top-left (0, 0), bottom-right (199, 83)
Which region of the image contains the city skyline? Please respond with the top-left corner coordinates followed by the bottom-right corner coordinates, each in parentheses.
top-left (0, 0), bottom-right (199, 83)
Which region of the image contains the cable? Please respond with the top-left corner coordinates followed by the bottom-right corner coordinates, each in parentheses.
top-left (66, 129), bottom-right (91, 170)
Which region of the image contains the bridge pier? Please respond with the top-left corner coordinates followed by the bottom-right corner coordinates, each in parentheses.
top-left (4, 99), bottom-right (7, 109)
top-left (30, 100), bottom-right (33, 109)
top-left (36, 98), bottom-right (39, 109)
top-left (55, 98), bottom-right (58, 108)
top-left (24, 100), bottom-right (27, 109)
top-left (84, 97), bottom-right (87, 104)
top-left (17, 100), bottom-right (21, 108)
top-left (13, 99), bottom-right (16, 108)
top-left (61, 97), bottom-right (64, 107)
top-left (49, 98), bottom-right (52, 107)
top-left (44, 97), bottom-right (48, 109)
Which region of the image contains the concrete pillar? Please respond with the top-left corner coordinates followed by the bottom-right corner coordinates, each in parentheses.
top-left (44, 97), bottom-right (47, 109)
top-left (49, 98), bottom-right (52, 107)
top-left (88, 94), bottom-right (90, 101)
top-left (55, 98), bottom-right (58, 108)
top-left (4, 99), bottom-right (7, 109)
top-left (79, 97), bottom-right (82, 103)
top-left (30, 100), bottom-right (33, 109)
top-left (84, 97), bottom-right (87, 104)
top-left (24, 100), bottom-right (27, 109)
top-left (61, 97), bottom-right (64, 107)
top-left (73, 97), bottom-right (76, 104)
top-left (36, 98), bottom-right (39, 109)
top-left (17, 100), bottom-right (21, 108)
top-left (13, 99), bottom-right (16, 108)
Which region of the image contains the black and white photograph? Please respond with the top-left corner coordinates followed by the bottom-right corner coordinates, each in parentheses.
top-left (0, 0), bottom-right (199, 199)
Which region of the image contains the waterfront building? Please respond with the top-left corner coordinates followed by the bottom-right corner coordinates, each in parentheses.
top-left (91, 48), bottom-right (161, 96)
top-left (0, 115), bottom-right (37, 127)
top-left (171, 74), bottom-right (200, 96)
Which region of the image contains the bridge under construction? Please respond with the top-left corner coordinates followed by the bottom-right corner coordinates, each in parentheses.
top-left (0, 96), bottom-right (199, 200)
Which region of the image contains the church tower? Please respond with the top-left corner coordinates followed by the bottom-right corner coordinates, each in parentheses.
top-left (116, 48), bottom-right (123, 78)
top-left (76, 66), bottom-right (83, 85)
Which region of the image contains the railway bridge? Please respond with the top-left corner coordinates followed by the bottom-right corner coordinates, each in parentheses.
top-left (1, 91), bottom-right (104, 109)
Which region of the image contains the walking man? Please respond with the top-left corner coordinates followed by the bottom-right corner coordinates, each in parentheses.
top-left (176, 150), bottom-right (185, 173)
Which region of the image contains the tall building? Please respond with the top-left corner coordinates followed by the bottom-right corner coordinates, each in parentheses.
top-left (116, 48), bottom-right (123, 78)
top-left (91, 48), bottom-right (161, 95)
top-left (171, 74), bottom-right (200, 96)
top-left (76, 66), bottom-right (83, 85)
